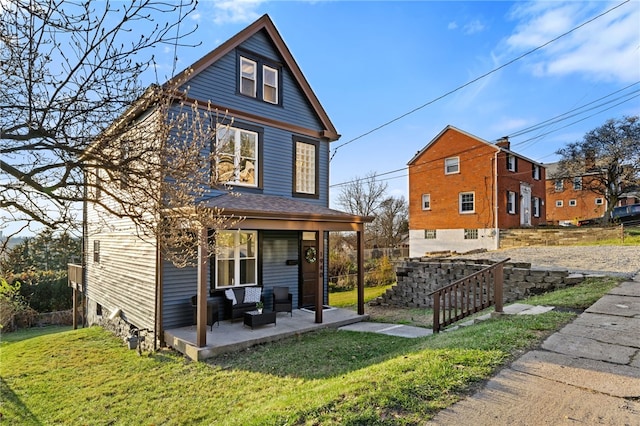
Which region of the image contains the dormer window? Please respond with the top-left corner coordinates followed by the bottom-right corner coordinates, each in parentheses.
top-left (239, 54), bottom-right (280, 104)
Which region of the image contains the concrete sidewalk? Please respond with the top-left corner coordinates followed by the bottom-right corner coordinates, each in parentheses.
top-left (428, 277), bottom-right (640, 425)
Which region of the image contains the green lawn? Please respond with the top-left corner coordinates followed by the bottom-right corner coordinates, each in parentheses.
top-left (329, 284), bottom-right (394, 307)
top-left (0, 277), bottom-right (617, 425)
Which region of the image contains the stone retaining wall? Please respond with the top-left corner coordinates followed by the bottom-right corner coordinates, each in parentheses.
top-left (499, 226), bottom-right (622, 248)
top-left (372, 258), bottom-right (585, 308)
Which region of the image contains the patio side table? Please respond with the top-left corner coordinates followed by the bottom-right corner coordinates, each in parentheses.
top-left (243, 310), bottom-right (276, 329)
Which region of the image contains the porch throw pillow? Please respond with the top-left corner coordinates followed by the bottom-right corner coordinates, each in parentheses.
top-left (243, 287), bottom-right (261, 304)
top-left (225, 289), bottom-right (237, 305)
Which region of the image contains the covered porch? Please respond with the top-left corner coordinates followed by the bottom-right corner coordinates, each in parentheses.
top-left (168, 193), bottom-right (373, 351)
top-left (165, 307), bottom-right (367, 361)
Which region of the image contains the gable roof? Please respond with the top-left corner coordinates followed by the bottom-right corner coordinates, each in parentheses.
top-left (407, 125), bottom-right (543, 167)
top-left (168, 14), bottom-right (339, 141)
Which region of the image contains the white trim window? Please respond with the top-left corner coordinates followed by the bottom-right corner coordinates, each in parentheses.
top-left (295, 141), bottom-right (316, 194)
top-left (263, 65), bottom-right (278, 104)
top-left (422, 194), bottom-right (431, 210)
top-left (464, 229), bottom-right (478, 240)
top-left (595, 198), bottom-right (604, 205)
top-left (532, 164), bottom-right (541, 180)
top-left (556, 200), bottom-right (563, 207)
top-left (532, 197), bottom-right (540, 217)
top-left (554, 179), bottom-right (564, 192)
top-left (216, 126), bottom-right (258, 187)
top-left (507, 191), bottom-right (517, 214)
top-left (459, 192), bottom-right (475, 213)
top-left (506, 154), bottom-right (517, 172)
top-left (573, 177), bottom-right (583, 190)
top-left (569, 199), bottom-right (577, 207)
top-left (445, 157), bottom-right (459, 174)
top-left (215, 230), bottom-right (257, 289)
top-left (240, 57), bottom-right (257, 98)
top-left (424, 229), bottom-right (437, 239)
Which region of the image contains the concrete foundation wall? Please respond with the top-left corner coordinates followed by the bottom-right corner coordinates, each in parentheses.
top-left (409, 228), bottom-right (498, 257)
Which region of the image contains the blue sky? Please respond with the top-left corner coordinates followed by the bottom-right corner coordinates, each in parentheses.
top-left (3, 1), bottom-right (639, 238)
top-left (157, 0), bottom-right (639, 206)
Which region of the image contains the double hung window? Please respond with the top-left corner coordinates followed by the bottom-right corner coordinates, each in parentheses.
top-left (459, 192), bottom-right (475, 213)
top-left (240, 57), bottom-right (257, 98)
top-left (215, 230), bottom-right (257, 289)
top-left (506, 155), bottom-right (517, 172)
top-left (532, 197), bottom-right (540, 217)
top-left (422, 194), bottom-right (431, 210)
top-left (445, 157), bottom-right (459, 174)
top-left (532, 164), bottom-right (541, 180)
top-left (239, 55), bottom-right (280, 104)
top-left (507, 191), bottom-right (517, 214)
top-left (554, 180), bottom-right (564, 192)
top-left (573, 177), bottom-right (583, 190)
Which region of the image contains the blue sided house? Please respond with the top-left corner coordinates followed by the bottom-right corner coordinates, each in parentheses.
top-left (82, 15), bottom-right (371, 357)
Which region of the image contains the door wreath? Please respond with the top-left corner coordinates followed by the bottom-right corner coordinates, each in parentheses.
top-left (304, 247), bottom-right (317, 263)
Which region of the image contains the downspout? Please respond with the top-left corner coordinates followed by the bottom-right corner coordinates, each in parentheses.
top-left (155, 235), bottom-right (162, 351)
top-left (82, 165), bottom-right (88, 327)
top-left (494, 150), bottom-right (499, 250)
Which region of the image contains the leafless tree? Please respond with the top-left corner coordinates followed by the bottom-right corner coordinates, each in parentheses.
top-left (371, 196), bottom-right (408, 249)
top-left (86, 84), bottom-right (243, 268)
top-left (553, 116), bottom-right (640, 221)
top-left (0, 0), bottom-right (198, 249)
top-left (336, 171), bottom-right (387, 218)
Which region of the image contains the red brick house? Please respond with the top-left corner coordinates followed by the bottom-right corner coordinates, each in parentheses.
top-left (408, 126), bottom-right (546, 256)
top-left (545, 162), bottom-right (607, 225)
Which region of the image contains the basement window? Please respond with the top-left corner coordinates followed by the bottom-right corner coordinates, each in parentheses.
top-left (464, 229), bottom-right (478, 240)
top-left (424, 229), bottom-right (436, 239)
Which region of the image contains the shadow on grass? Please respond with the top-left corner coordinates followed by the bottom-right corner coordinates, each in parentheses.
top-left (207, 329), bottom-right (427, 379)
top-left (0, 377), bottom-right (41, 424)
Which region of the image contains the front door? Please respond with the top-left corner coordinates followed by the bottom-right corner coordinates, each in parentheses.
top-left (520, 183), bottom-right (532, 226)
top-left (300, 234), bottom-right (318, 307)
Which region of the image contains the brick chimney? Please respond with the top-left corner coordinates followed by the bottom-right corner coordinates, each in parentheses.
top-left (496, 136), bottom-right (510, 149)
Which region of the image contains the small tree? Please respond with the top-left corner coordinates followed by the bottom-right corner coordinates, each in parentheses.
top-left (371, 196), bottom-right (408, 249)
top-left (554, 116), bottom-right (640, 221)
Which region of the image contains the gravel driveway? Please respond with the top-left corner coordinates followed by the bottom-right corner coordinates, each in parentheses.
top-left (451, 245), bottom-right (640, 278)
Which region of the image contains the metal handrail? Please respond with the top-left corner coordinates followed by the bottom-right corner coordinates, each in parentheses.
top-left (428, 258), bottom-right (510, 333)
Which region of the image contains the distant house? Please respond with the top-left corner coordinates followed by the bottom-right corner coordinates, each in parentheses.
top-left (407, 126), bottom-right (546, 256)
top-left (545, 162), bottom-right (607, 225)
top-left (83, 15), bottom-right (370, 352)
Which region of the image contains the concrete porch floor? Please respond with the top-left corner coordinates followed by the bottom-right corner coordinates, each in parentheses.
top-left (164, 307), bottom-right (368, 361)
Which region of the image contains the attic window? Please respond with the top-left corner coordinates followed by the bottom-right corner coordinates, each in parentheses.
top-left (240, 57), bottom-right (257, 98)
top-left (263, 65), bottom-right (278, 104)
top-left (445, 157), bottom-right (459, 174)
top-left (239, 54), bottom-right (280, 104)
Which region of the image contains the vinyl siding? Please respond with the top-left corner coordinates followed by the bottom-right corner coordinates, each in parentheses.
top-left (162, 261), bottom-right (199, 328)
top-left (261, 231), bottom-right (300, 309)
top-left (184, 31), bottom-right (323, 131)
top-left (85, 212), bottom-right (157, 331)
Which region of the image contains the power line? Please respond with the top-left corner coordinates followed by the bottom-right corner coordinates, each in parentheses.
top-left (328, 0), bottom-right (631, 162)
top-left (330, 87), bottom-right (639, 189)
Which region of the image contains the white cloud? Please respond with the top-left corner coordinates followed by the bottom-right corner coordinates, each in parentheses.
top-left (210, 0), bottom-right (264, 25)
top-left (505, 1), bottom-right (640, 83)
top-left (448, 21), bottom-right (458, 30)
top-left (463, 19), bottom-right (485, 35)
